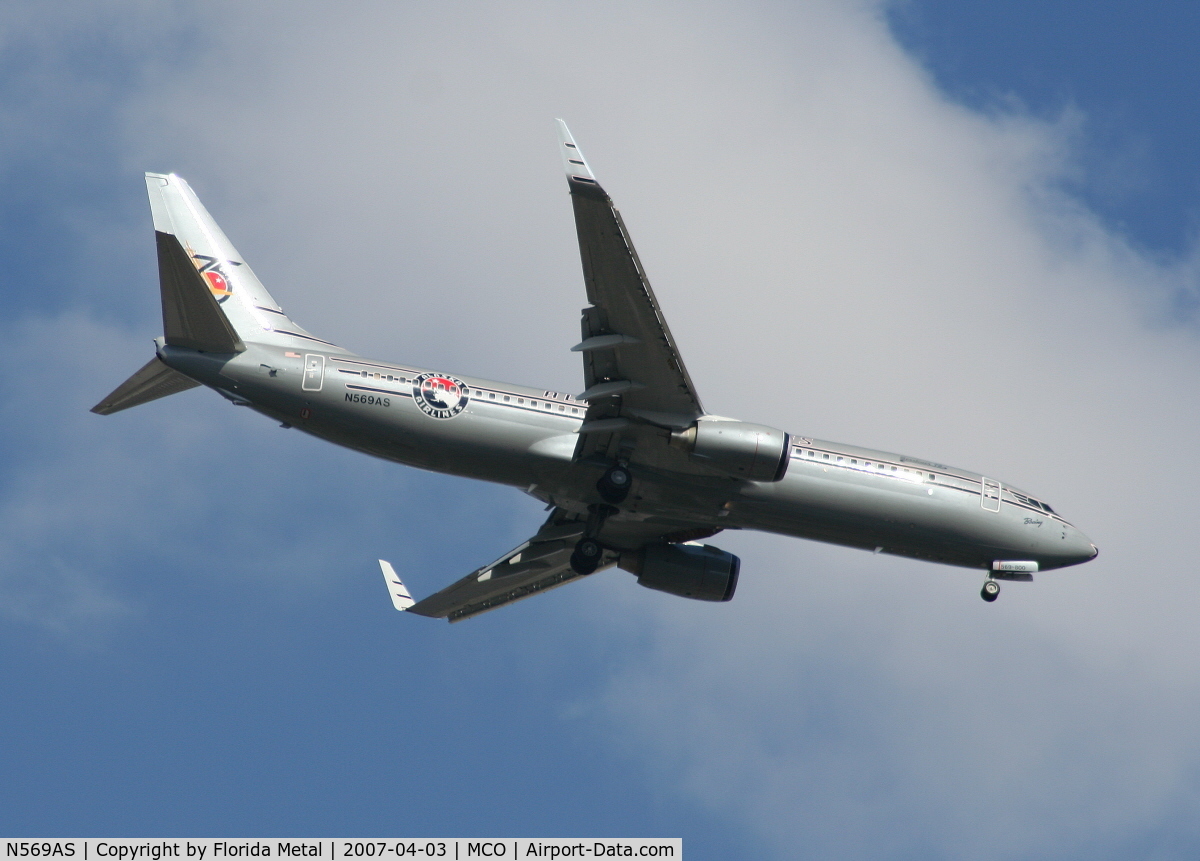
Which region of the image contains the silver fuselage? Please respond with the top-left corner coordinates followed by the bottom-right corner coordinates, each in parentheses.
top-left (163, 341), bottom-right (1097, 573)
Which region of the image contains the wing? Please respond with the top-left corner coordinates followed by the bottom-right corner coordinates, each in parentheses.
top-left (557, 121), bottom-right (704, 467)
top-left (383, 509), bottom-right (721, 623)
top-left (387, 510), bottom-right (613, 622)
top-left (382, 127), bottom-right (726, 624)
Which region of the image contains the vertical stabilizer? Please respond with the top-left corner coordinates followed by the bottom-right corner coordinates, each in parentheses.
top-left (144, 173), bottom-right (340, 353)
top-left (145, 173), bottom-right (284, 324)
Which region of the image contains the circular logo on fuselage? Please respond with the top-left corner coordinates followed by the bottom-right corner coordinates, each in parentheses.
top-left (413, 372), bottom-right (469, 419)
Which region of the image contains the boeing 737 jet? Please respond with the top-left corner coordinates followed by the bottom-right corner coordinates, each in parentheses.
top-left (93, 122), bottom-right (1097, 621)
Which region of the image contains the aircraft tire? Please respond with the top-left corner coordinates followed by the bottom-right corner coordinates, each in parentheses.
top-left (570, 537), bottom-right (603, 575)
top-left (596, 466), bottom-right (632, 505)
top-left (981, 580), bottom-right (1000, 602)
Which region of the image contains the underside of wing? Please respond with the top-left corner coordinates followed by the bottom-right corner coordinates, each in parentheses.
top-left (385, 506), bottom-right (729, 623)
top-left (401, 510), bottom-right (606, 622)
top-left (557, 121), bottom-right (704, 454)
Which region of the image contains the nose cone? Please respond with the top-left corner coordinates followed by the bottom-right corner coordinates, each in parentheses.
top-left (1051, 526), bottom-right (1098, 569)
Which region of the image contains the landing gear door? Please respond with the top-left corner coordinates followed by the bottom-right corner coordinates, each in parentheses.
top-left (302, 354), bottom-right (325, 392)
top-left (981, 478), bottom-right (1001, 512)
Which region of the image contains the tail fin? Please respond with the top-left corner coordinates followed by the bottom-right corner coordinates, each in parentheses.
top-left (93, 173), bottom-right (345, 417)
top-left (145, 173), bottom-right (329, 351)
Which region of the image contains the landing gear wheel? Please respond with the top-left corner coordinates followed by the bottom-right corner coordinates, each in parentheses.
top-left (596, 465), bottom-right (632, 505)
top-left (570, 537), bottom-right (603, 575)
top-left (981, 579), bottom-right (1000, 602)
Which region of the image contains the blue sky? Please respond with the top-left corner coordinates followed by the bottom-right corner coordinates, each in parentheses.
top-left (889, 1), bottom-right (1200, 257)
top-left (3, 2), bottom-right (1200, 858)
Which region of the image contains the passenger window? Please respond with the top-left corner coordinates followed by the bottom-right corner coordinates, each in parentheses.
top-left (489, 393), bottom-right (496, 400)
top-left (504, 396), bottom-right (510, 402)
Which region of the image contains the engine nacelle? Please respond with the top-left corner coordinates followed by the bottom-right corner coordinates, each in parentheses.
top-left (620, 543), bottom-right (741, 602)
top-left (670, 419), bottom-right (791, 482)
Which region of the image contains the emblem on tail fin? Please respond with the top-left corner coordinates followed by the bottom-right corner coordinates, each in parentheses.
top-left (192, 252), bottom-right (234, 303)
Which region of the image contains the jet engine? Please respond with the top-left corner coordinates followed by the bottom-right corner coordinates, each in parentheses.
top-left (670, 419), bottom-right (791, 482)
top-left (620, 542), bottom-right (741, 602)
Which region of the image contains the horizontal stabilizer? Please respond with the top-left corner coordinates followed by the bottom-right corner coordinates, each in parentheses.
top-left (157, 231), bottom-right (245, 353)
top-left (378, 560), bottom-right (415, 611)
top-left (91, 356), bottom-right (200, 415)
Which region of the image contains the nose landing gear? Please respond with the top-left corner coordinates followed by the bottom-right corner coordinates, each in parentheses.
top-left (980, 578), bottom-right (1000, 602)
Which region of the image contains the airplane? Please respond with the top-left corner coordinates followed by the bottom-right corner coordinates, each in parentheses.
top-left (92, 121), bottom-right (1098, 621)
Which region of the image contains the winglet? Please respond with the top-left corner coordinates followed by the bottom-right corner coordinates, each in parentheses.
top-left (378, 560), bottom-right (415, 611)
top-left (555, 119), bottom-right (605, 198)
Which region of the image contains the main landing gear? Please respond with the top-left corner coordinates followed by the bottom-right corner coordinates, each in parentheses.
top-left (980, 579), bottom-right (1000, 602)
top-left (570, 499), bottom-right (618, 576)
top-left (570, 537), bottom-right (604, 575)
top-left (596, 464), bottom-right (632, 504)
top-left (572, 465), bottom-right (634, 574)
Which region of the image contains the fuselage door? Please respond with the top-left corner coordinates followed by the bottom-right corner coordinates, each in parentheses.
top-left (981, 478), bottom-right (1001, 512)
top-left (302, 354), bottom-right (325, 392)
